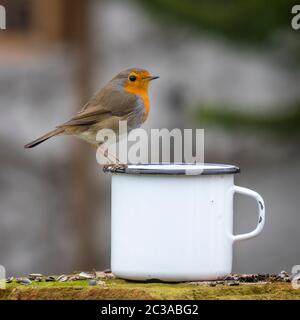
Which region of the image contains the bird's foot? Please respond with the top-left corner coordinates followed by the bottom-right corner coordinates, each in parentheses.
top-left (103, 163), bottom-right (128, 172)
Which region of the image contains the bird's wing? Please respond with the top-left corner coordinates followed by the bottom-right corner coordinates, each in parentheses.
top-left (59, 85), bottom-right (138, 127)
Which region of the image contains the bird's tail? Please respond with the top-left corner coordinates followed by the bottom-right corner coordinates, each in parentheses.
top-left (24, 128), bottom-right (64, 148)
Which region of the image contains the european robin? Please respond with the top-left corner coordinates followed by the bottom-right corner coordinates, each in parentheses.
top-left (24, 68), bottom-right (159, 162)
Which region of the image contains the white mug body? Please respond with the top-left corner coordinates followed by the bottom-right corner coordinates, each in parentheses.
top-left (107, 164), bottom-right (265, 282)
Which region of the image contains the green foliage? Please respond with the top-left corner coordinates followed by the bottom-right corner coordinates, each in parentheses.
top-left (139, 0), bottom-right (296, 42)
top-left (193, 104), bottom-right (300, 135)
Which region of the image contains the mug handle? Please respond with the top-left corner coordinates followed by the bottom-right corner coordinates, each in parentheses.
top-left (231, 186), bottom-right (265, 242)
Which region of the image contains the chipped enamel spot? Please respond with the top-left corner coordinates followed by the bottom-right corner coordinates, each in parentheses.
top-left (258, 201), bottom-right (264, 210)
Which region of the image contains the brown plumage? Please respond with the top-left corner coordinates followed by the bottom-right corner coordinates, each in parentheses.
top-left (24, 68), bottom-right (158, 149)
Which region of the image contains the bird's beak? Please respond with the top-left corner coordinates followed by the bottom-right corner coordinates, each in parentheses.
top-left (147, 75), bottom-right (159, 81)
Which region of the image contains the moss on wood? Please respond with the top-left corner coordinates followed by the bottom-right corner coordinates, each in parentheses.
top-left (1, 279), bottom-right (299, 300)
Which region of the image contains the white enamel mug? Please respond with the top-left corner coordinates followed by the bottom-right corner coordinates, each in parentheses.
top-left (104, 164), bottom-right (265, 282)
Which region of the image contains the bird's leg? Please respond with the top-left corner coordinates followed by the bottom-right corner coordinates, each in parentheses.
top-left (105, 149), bottom-right (128, 171)
top-left (95, 144), bottom-right (128, 171)
top-left (94, 144), bottom-right (116, 164)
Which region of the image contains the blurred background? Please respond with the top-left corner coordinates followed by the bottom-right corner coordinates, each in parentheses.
top-left (0, 0), bottom-right (300, 277)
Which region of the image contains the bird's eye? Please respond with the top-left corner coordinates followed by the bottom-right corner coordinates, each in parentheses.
top-left (129, 75), bottom-right (137, 82)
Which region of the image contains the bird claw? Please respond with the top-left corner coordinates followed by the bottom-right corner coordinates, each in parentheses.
top-left (103, 164), bottom-right (128, 172)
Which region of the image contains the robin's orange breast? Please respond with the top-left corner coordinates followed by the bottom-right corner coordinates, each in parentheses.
top-left (124, 85), bottom-right (150, 121)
